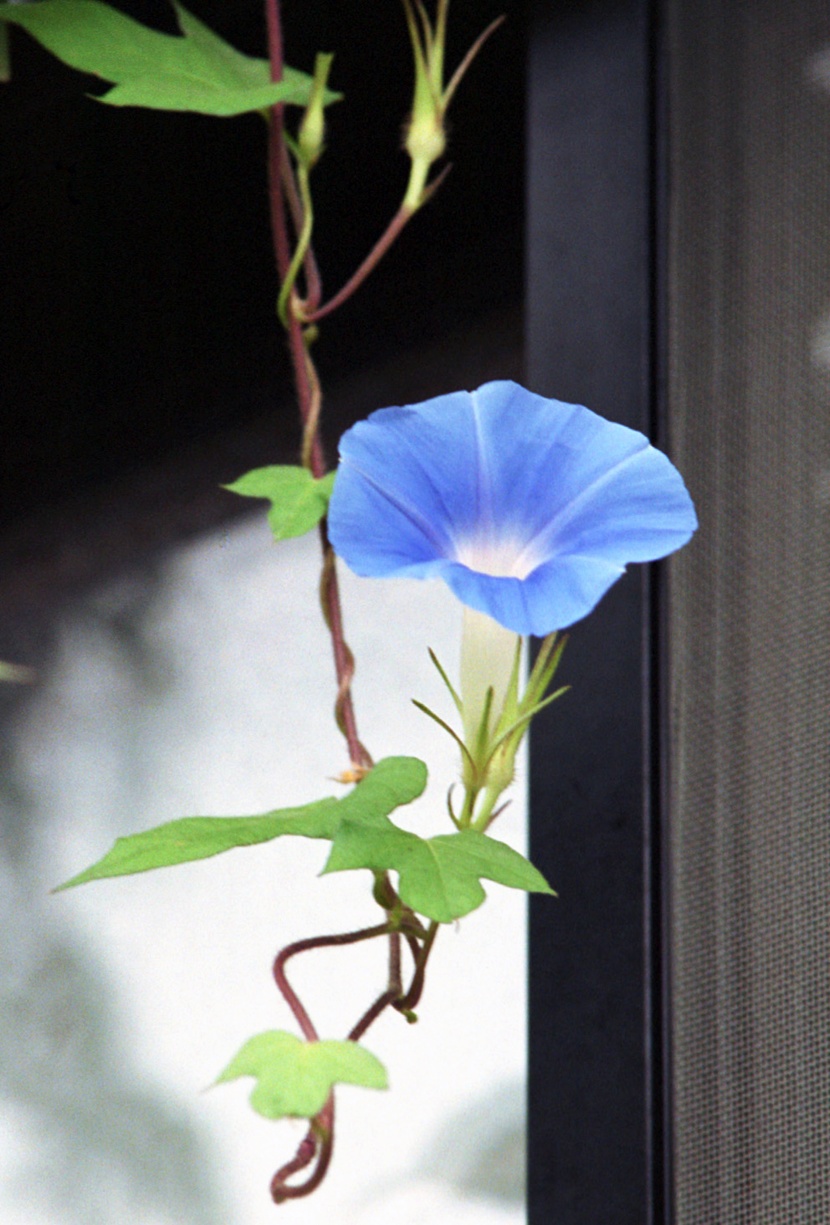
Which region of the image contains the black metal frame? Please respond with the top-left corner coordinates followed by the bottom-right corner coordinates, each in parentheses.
top-left (526, 1), bottom-right (666, 1220)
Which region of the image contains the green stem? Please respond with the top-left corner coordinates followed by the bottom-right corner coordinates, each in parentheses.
top-left (402, 155), bottom-right (431, 213)
top-left (280, 143), bottom-right (322, 312)
top-left (470, 784), bottom-right (505, 833)
top-left (457, 783), bottom-right (480, 829)
top-left (278, 163), bottom-right (314, 326)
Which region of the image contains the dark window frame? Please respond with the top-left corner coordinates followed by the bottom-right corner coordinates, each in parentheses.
top-left (526, 2), bottom-right (668, 1221)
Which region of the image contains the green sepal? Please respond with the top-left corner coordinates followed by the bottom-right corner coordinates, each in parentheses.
top-left (0, 1), bottom-right (341, 116)
top-left (215, 1030), bottom-right (387, 1121)
top-left (427, 646), bottom-right (463, 717)
top-left (324, 819), bottom-right (555, 924)
top-left (411, 699), bottom-right (473, 770)
top-left (223, 465), bottom-right (335, 541)
top-left (53, 756), bottom-right (427, 889)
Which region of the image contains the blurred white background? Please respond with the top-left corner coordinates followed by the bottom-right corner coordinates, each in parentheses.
top-left (1, 510), bottom-right (527, 1223)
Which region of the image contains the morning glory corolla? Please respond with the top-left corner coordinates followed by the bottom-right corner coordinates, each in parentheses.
top-left (328, 380), bottom-right (697, 637)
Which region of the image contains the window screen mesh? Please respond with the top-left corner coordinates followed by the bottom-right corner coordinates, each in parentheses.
top-left (667, 2), bottom-right (830, 1221)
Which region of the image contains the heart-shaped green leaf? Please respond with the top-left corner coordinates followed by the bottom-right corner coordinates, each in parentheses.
top-left (324, 818), bottom-right (555, 924)
top-left (53, 756), bottom-right (427, 890)
top-left (0, 1), bottom-right (341, 116)
top-left (224, 465), bottom-right (336, 541)
top-left (216, 1030), bottom-right (387, 1120)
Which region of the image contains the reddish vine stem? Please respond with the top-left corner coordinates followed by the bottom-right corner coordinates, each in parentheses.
top-left (299, 344), bottom-right (322, 471)
top-left (390, 927), bottom-right (402, 990)
top-left (271, 1096), bottom-right (335, 1203)
top-left (270, 922), bottom-right (395, 1201)
top-left (270, 916), bottom-right (433, 1199)
top-left (271, 1130), bottom-right (317, 1185)
top-left (264, 0), bottom-right (370, 771)
top-left (404, 932), bottom-right (422, 970)
top-left (303, 165), bottom-right (451, 325)
top-left (267, 136), bottom-right (326, 478)
top-left (348, 987), bottom-right (399, 1043)
top-left (264, 0), bottom-right (290, 277)
top-left (272, 921), bottom-right (394, 1040)
top-left (347, 931), bottom-right (403, 1043)
top-left (396, 920), bottom-right (439, 1013)
top-left (262, 4), bottom-right (443, 1203)
top-left (318, 545), bottom-right (373, 769)
top-left (304, 204), bottom-right (412, 324)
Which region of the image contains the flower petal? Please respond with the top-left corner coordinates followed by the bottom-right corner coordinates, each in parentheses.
top-left (438, 556), bottom-right (626, 637)
top-left (328, 381), bottom-right (697, 635)
top-left (330, 392), bottom-right (481, 573)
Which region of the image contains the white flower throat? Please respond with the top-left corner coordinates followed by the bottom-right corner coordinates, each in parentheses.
top-left (454, 534), bottom-right (542, 580)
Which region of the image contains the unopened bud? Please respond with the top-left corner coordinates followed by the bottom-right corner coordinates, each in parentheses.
top-left (404, 106), bottom-right (447, 167)
top-left (298, 52), bottom-right (334, 169)
top-left (401, 1), bottom-right (502, 211)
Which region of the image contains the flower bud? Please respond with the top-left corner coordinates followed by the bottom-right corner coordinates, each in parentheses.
top-left (401, 1), bottom-right (502, 211)
top-left (298, 52), bottom-right (334, 169)
top-left (404, 103), bottom-right (447, 169)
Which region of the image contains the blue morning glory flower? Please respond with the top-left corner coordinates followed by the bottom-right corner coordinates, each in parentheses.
top-left (328, 380), bottom-right (697, 637)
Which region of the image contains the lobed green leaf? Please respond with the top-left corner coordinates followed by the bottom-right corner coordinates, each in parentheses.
top-left (224, 465), bottom-right (336, 541)
top-left (324, 818), bottom-right (556, 924)
top-left (215, 1030), bottom-right (387, 1120)
top-left (54, 756), bottom-right (427, 890)
top-left (0, 1), bottom-right (341, 116)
